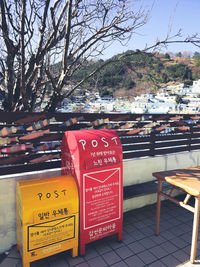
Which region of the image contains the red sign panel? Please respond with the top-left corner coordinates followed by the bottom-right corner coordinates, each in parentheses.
top-left (83, 167), bottom-right (121, 229)
top-left (61, 129), bottom-right (123, 255)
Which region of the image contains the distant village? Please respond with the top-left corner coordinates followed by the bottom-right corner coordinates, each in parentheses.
top-left (56, 79), bottom-right (200, 114)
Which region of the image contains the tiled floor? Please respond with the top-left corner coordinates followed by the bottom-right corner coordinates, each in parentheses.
top-left (1, 199), bottom-right (200, 267)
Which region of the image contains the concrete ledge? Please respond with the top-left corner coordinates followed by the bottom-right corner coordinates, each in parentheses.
top-left (123, 185), bottom-right (181, 213)
top-left (124, 192), bottom-right (158, 213)
top-left (123, 181), bottom-right (171, 199)
top-left (123, 150), bottom-right (200, 186)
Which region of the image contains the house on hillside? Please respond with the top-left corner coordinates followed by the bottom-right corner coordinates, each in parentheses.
top-left (166, 83), bottom-right (184, 94)
top-left (191, 79), bottom-right (200, 94)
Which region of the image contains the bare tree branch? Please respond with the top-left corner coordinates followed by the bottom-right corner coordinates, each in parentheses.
top-left (0, 0), bottom-right (200, 111)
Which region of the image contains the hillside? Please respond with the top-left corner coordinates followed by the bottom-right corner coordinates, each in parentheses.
top-left (51, 51), bottom-right (200, 99)
top-left (70, 51), bottom-right (200, 99)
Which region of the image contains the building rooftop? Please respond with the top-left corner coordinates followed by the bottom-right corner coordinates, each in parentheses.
top-left (1, 198), bottom-right (199, 267)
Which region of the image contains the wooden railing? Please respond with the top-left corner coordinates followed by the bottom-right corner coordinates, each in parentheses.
top-left (1, 112), bottom-right (200, 175)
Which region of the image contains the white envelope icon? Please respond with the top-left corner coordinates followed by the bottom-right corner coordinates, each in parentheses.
top-left (84, 168), bottom-right (120, 183)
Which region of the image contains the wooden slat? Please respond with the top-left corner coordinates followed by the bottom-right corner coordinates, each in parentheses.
top-left (0, 154), bottom-right (30, 165)
top-left (191, 138), bottom-right (200, 144)
top-left (155, 133), bottom-right (190, 141)
top-left (120, 136), bottom-right (150, 144)
top-left (32, 133), bottom-right (63, 142)
top-left (0, 151), bottom-right (60, 166)
top-left (154, 146), bottom-right (188, 155)
top-left (191, 132), bottom-right (200, 138)
top-left (123, 150), bottom-right (151, 159)
top-left (154, 139), bottom-right (190, 148)
top-left (122, 143), bottom-right (150, 152)
top-left (0, 160), bottom-right (61, 175)
top-left (190, 144), bottom-right (200, 150)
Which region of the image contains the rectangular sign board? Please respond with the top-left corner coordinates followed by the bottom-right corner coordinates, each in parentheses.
top-left (28, 216), bottom-right (75, 251)
top-left (83, 168), bottom-right (121, 230)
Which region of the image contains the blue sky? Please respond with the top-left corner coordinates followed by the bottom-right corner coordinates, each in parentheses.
top-left (102, 0), bottom-right (200, 59)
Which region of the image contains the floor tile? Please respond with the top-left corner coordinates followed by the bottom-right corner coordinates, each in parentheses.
top-left (75, 262), bottom-right (90, 267)
top-left (150, 234), bottom-right (166, 245)
top-left (102, 250), bottom-right (121, 265)
top-left (183, 245), bottom-right (192, 256)
top-left (93, 242), bottom-right (112, 255)
top-left (110, 260), bottom-right (128, 267)
top-left (142, 218), bottom-right (155, 226)
top-left (122, 234), bottom-right (135, 245)
top-left (161, 254), bottom-right (181, 267)
top-left (170, 237), bottom-right (188, 249)
top-left (6, 246), bottom-right (21, 259)
top-left (31, 258), bottom-right (50, 267)
top-left (149, 245), bottom-right (169, 258)
top-left (134, 221), bottom-right (147, 229)
top-left (160, 230), bottom-right (175, 240)
top-left (124, 255), bottom-right (145, 267)
top-left (123, 224), bottom-right (135, 233)
top-left (48, 254), bottom-right (69, 267)
top-left (66, 255), bottom-right (85, 266)
top-left (129, 230), bottom-right (145, 241)
top-left (147, 260), bottom-right (167, 267)
top-left (138, 237), bottom-right (157, 249)
top-left (16, 261), bottom-right (22, 267)
top-left (137, 250), bottom-right (157, 265)
top-left (160, 241), bottom-right (179, 254)
top-left (180, 232), bottom-right (192, 243)
top-left (0, 258), bottom-right (21, 267)
top-left (107, 240), bottom-right (124, 250)
top-left (87, 256), bottom-right (108, 267)
top-left (127, 241), bottom-right (146, 254)
top-left (172, 250), bottom-right (189, 264)
top-left (115, 246), bottom-right (133, 259)
top-left (141, 226), bottom-right (155, 237)
top-left (83, 246), bottom-right (99, 261)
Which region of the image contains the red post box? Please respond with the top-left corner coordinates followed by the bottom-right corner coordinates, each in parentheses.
top-left (61, 129), bottom-right (123, 255)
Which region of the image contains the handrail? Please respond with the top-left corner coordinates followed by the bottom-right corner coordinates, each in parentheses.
top-left (0, 112), bottom-right (200, 175)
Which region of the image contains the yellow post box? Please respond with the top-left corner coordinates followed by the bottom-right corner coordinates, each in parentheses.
top-left (16, 175), bottom-right (79, 267)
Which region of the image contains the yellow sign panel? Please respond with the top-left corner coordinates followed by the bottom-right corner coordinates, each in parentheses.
top-left (33, 205), bottom-right (72, 223)
top-left (28, 215), bottom-right (75, 251)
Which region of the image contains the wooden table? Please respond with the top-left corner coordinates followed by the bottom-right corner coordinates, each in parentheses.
top-left (153, 166), bottom-right (200, 264)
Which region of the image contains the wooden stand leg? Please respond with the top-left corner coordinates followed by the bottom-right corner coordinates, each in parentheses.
top-left (190, 197), bottom-right (200, 264)
top-left (72, 247), bottom-right (78, 258)
top-left (156, 179), bottom-right (162, 236)
top-left (118, 231), bottom-right (123, 241)
top-left (23, 258), bottom-right (30, 267)
top-left (80, 241), bottom-right (86, 256)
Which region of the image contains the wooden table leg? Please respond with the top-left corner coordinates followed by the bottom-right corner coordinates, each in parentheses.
top-left (156, 179), bottom-right (162, 236)
top-left (190, 197), bottom-right (200, 263)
